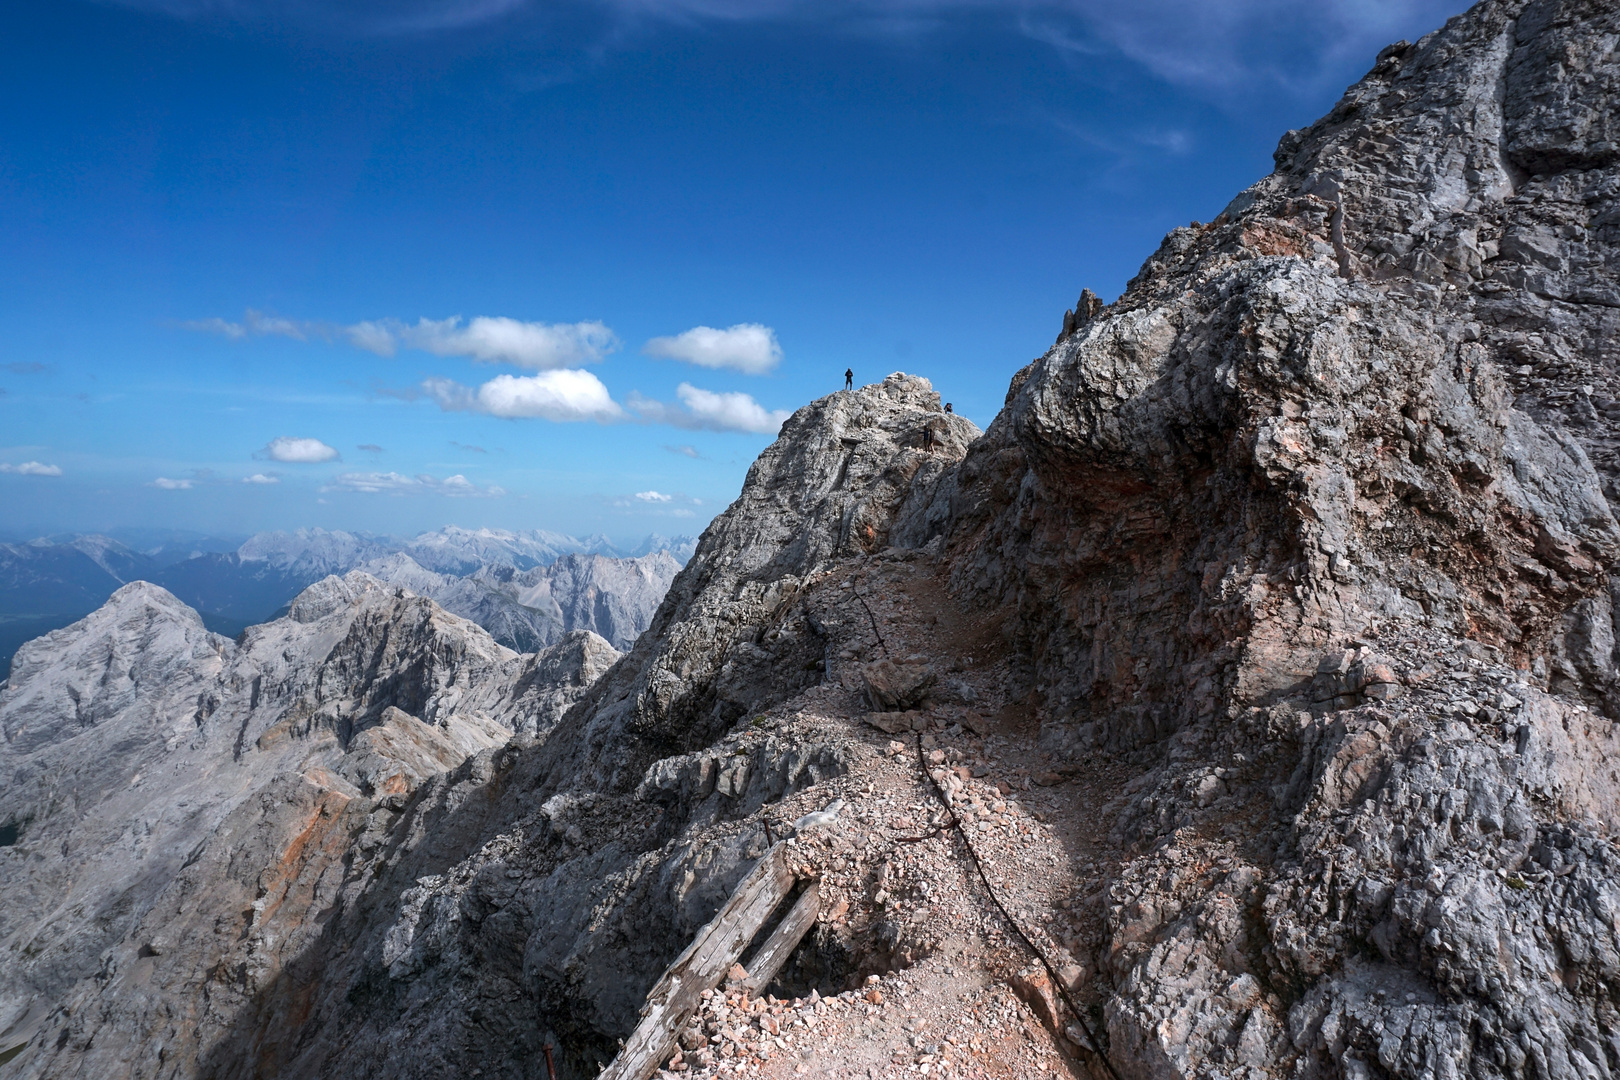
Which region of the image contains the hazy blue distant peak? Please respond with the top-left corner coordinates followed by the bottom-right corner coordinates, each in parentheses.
top-left (404, 526), bottom-right (595, 571)
top-left (402, 527), bottom-right (697, 568)
top-left (225, 524), bottom-right (698, 576)
top-left (61, 536), bottom-right (148, 581)
top-left (414, 525), bottom-right (579, 546)
top-left (632, 533), bottom-right (699, 562)
top-left (9, 535), bottom-right (148, 583)
top-left (235, 528), bottom-right (400, 572)
top-left (9, 526), bottom-right (699, 575)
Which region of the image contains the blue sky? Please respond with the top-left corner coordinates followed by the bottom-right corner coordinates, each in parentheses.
top-left (0, 0), bottom-right (1466, 545)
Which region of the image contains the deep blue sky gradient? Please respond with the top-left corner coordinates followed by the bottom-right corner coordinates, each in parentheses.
top-left (0, 0), bottom-right (1467, 544)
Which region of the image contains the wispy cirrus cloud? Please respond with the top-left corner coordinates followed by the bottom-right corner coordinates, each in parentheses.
top-left (644, 323), bottom-right (782, 375)
top-left (352, 317), bottom-right (619, 368)
top-left (100, 0), bottom-right (530, 35)
top-left (183, 309), bottom-right (309, 341)
top-left (184, 310), bottom-right (618, 369)
top-left (627, 383), bottom-right (791, 434)
top-left (108, 0), bottom-right (1466, 99)
top-left (319, 471), bottom-right (505, 496)
top-left (1019, 0), bottom-right (1463, 96)
top-left (0, 460), bottom-right (62, 476)
top-left (150, 476), bottom-right (194, 489)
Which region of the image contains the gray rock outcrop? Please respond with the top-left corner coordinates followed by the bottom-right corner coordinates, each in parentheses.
top-left (0, 575), bottom-right (616, 1071)
top-left (936, 1), bottom-right (1620, 1075)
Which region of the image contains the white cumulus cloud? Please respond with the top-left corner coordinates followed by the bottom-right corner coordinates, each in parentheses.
top-left (183, 310), bottom-right (618, 369)
top-left (261, 436), bottom-right (340, 463)
top-left (320, 471), bottom-right (504, 497)
top-left (352, 317), bottom-right (619, 368)
top-left (635, 490), bottom-right (673, 502)
top-left (424, 370), bottom-right (625, 422)
top-left (0, 461), bottom-right (62, 476)
top-left (150, 477), bottom-right (194, 490)
top-left (242, 473), bottom-right (280, 484)
top-left (629, 383), bottom-right (791, 434)
top-left (644, 323), bottom-right (782, 375)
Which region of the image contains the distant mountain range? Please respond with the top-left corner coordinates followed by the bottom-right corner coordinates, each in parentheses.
top-left (0, 527), bottom-right (697, 675)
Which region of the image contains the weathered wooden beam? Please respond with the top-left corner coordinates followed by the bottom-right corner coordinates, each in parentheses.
top-left (599, 844), bottom-right (794, 1080)
top-left (738, 879), bottom-right (820, 997)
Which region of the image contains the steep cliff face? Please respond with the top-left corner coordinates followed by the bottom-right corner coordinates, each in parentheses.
top-left (0, 575), bottom-right (616, 1075)
top-left (569, 375), bottom-right (979, 779)
top-left (938, 1), bottom-right (1620, 1075)
top-left (947, 0), bottom-right (1620, 754)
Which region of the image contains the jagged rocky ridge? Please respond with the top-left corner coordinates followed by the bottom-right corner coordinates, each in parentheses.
top-left (358, 549), bottom-right (682, 653)
top-left (0, 574), bottom-right (619, 1072)
top-left (7, 0), bottom-right (1620, 1077)
top-left (0, 527), bottom-right (690, 672)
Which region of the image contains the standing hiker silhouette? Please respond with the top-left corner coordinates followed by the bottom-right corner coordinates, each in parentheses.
top-left (844, 368), bottom-right (853, 390)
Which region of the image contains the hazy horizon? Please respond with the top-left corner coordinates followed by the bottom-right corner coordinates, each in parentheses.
top-left (0, 520), bottom-right (698, 554)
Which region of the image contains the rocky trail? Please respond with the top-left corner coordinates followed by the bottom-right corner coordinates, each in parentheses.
top-left (631, 548), bottom-right (1136, 1080)
top-left (648, 545), bottom-right (1620, 1080)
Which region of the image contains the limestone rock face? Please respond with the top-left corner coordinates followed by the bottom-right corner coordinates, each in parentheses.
top-left (933, 1), bottom-right (1620, 1075)
top-left (570, 373), bottom-right (980, 782)
top-left (949, 0), bottom-right (1620, 752)
top-left (0, 575), bottom-right (615, 1074)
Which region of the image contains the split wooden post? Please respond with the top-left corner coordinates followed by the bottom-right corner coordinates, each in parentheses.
top-left (738, 880), bottom-right (820, 997)
top-left (599, 844), bottom-right (794, 1080)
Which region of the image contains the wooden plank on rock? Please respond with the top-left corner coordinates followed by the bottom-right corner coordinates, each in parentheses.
top-left (739, 879), bottom-right (820, 997)
top-left (599, 844), bottom-right (793, 1080)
